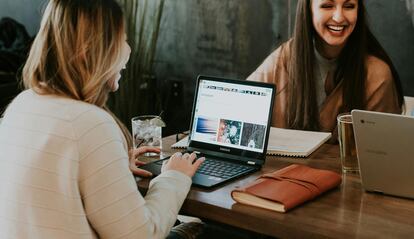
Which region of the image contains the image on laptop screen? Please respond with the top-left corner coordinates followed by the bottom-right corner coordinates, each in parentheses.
top-left (190, 78), bottom-right (274, 154)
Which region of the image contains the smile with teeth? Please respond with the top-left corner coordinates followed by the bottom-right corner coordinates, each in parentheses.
top-left (327, 25), bottom-right (346, 32)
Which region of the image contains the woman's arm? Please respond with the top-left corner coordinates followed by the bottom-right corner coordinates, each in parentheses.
top-left (75, 109), bottom-right (191, 239)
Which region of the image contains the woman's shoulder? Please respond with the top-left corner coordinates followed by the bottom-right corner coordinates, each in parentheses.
top-left (20, 89), bottom-right (115, 125)
top-left (266, 40), bottom-right (292, 61)
top-left (246, 40), bottom-right (291, 83)
top-left (258, 40), bottom-right (292, 66)
top-left (65, 100), bottom-right (115, 127)
top-left (364, 55), bottom-right (397, 97)
top-left (363, 55), bottom-right (401, 113)
top-left (365, 55), bottom-right (393, 80)
top-left (64, 100), bottom-right (121, 144)
top-left (4, 90), bottom-right (118, 138)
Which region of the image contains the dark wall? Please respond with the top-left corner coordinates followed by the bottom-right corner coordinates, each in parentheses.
top-left (154, 0), bottom-right (414, 134)
top-left (365, 0), bottom-right (414, 97)
top-left (0, 0), bottom-right (45, 36)
top-left (154, 0), bottom-right (290, 134)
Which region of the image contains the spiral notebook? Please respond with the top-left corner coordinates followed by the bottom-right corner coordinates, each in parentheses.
top-left (172, 127), bottom-right (331, 157)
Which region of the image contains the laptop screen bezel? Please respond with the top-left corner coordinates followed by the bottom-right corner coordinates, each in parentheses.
top-left (187, 75), bottom-right (276, 164)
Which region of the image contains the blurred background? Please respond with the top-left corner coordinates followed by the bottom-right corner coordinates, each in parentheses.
top-left (1, 0), bottom-right (414, 136)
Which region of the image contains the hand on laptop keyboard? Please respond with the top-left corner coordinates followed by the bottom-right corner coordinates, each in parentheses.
top-left (162, 152), bottom-right (205, 178)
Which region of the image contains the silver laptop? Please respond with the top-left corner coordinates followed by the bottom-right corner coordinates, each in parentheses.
top-left (352, 110), bottom-right (414, 199)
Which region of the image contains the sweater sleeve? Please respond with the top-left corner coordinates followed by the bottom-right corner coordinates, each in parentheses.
top-left (75, 108), bottom-right (191, 239)
top-left (364, 56), bottom-right (402, 114)
top-left (246, 47), bottom-right (282, 84)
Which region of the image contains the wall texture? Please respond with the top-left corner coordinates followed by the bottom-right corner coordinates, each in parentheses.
top-left (366, 0), bottom-right (414, 97)
top-left (0, 0), bottom-right (46, 36)
top-left (407, 0), bottom-right (414, 27)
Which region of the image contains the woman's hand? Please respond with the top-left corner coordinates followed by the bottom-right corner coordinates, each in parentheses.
top-left (161, 152), bottom-right (205, 178)
top-left (128, 146), bottom-right (161, 177)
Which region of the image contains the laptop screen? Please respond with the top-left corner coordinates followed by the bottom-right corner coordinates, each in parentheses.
top-left (189, 76), bottom-right (275, 158)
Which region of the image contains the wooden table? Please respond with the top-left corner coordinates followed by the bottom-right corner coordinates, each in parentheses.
top-left (137, 135), bottom-right (414, 238)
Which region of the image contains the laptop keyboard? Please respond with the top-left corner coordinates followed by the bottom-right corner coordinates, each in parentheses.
top-left (154, 154), bottom-right (254, 179)
top-left (196, 158), bottom-right (253, 179)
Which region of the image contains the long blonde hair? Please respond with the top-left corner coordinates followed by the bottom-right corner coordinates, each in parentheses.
top-left (23, 0), bottom-right (133, 147)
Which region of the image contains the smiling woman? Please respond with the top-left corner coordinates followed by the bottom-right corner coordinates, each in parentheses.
top-left (247, 0), bottom-right (404, 140)
top-left (311, 0), bottom-right (358, 59)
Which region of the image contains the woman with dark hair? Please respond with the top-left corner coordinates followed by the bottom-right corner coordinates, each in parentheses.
top-left (248, 0), bottom-right (403, 134)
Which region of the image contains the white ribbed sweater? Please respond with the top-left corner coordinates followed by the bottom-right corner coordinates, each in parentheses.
top-left (0, 90), bottom-right (191, 239)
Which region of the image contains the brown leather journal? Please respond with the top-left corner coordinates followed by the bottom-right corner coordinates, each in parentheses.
top-left (231, 164), bottom-right (342, 212)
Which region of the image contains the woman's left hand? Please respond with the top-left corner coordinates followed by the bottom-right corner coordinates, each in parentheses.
top-left (128, 146), bottom-right (161, 177)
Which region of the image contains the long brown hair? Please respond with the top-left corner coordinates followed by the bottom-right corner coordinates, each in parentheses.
top-left (22, 0), bottom-right (133, 148)
top-left (288, 0), bottom-right (404, 131)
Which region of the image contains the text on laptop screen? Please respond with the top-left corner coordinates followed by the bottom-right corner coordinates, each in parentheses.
top-left (190, 79), bottom-right (273, 153)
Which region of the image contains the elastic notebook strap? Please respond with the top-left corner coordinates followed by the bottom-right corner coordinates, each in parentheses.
top-left (260, 175), bottom-right (320, 198)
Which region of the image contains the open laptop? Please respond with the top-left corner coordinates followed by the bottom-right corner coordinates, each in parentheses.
top-left (140, 75), bottom-right (275, 188)
top-left (352, 110), bottom-right (414, 199)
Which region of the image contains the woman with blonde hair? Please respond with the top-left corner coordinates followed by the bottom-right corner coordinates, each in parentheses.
top-left (0, 0), bottom-right (203, 238)
top-left (248, 0), bottom-right (403, 136)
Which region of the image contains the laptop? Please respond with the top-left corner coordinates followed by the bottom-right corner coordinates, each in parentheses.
top-left (140, 75), bottom-right (275, 188)
top-left (352, 110), bottom-right (414, 199)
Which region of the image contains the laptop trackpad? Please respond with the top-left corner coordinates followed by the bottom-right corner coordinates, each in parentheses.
top-left (139, 159), bottom-right (165, 176)
top-left (192, 173), bottom-right (224, 187)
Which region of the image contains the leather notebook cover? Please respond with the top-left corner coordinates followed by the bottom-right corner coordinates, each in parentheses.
top-left (231, 164), bottom-right (342, 212)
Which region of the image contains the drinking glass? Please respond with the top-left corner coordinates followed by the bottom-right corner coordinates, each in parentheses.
top-left (131, 115), bottom-right (164, 156)
top-left (337, 113), bottom-right (359, 173)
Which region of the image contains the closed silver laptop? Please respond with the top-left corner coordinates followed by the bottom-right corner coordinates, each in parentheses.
top-left (352, 110), bottom-right (414, 199)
